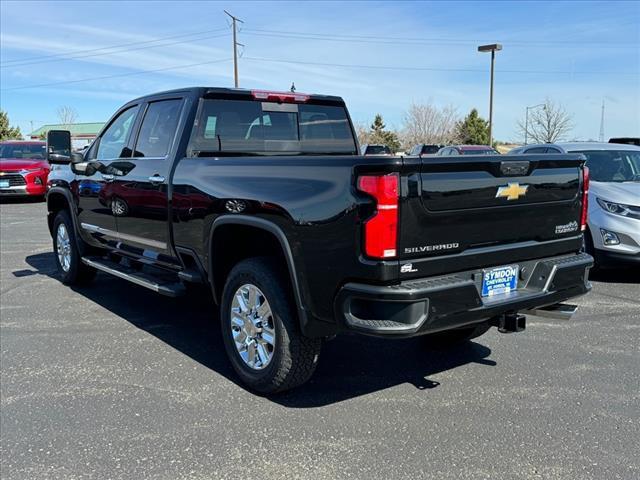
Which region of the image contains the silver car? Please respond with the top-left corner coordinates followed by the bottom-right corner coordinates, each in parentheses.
top-left (510, 142), bottom-right (640, 268)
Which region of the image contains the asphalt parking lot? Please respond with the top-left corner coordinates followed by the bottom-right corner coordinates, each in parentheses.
top-left (1, 199), bottom-right (638, 480)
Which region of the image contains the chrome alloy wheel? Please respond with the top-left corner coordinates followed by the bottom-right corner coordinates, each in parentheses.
top-left (230, 283), bottom-right (276, 370)
top-left (56, 223), bottom-right (72, 272)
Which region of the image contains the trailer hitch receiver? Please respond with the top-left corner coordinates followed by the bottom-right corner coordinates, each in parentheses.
top-left (491, 312), bottom-right (526, 333)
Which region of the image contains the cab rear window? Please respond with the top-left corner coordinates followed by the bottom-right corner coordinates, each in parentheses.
top-left (188, 99), bottom-right (357, 156)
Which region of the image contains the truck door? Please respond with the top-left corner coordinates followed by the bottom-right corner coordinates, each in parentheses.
top-left (76, 104), bottom-right (140, 247)
top-left (109, 97), bottom-right (184, 260)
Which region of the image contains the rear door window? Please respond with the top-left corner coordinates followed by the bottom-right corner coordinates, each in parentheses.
top-left (133, 99), bottom-right (183, 158)
top-left (525, 147), bottom-right (547, 154)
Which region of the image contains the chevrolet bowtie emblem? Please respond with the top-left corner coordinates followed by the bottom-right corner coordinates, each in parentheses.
top-left (496, 182), bottom-right (528, 200)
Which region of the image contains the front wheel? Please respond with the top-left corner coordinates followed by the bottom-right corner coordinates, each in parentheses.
top-left (52, 210), bottom-right (96, 285)
top-left (220, 257), bottom-right (321, 393)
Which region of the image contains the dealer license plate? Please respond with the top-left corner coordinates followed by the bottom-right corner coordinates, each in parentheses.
top-left (0, 180), bottom-right (9, 188)
top-left (481, 265), bottom-right (519, 297)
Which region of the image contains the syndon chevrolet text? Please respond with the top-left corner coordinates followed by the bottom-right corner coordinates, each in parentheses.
top-left (44, 88), bottom-right (593, 392)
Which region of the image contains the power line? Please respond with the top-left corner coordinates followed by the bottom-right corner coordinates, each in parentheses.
top-left (242, 27), bottom-right (640, 48)
top-left (0, 27), bottom-right (230, 67)
top-left (242, 56), bottom-right (639, 75)
top-left (1, 32), bottom-right (231, 69)
top-left (0, 58), bottom-right (231, 92)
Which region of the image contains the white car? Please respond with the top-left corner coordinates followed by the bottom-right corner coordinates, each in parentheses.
top-left (510, 142), bottom-right (640, 268)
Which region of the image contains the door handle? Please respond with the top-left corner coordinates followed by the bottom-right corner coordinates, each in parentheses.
top-left (148, 174), bottom-right (165, 185)
top-left (102, 174), bottom-right (115, 182)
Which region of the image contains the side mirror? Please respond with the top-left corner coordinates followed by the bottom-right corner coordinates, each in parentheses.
top-left (46, 130), bottom-right (72, 164)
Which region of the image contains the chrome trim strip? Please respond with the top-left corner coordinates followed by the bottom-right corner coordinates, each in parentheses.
top-left (80, 222), bottom-right (166, 250)
top-left (116, 231), bottom-right (167, 250)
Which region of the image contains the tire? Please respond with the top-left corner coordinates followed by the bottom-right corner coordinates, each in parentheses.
top-left (220, 257), bottom-right (321, 393)
top-left (52, 210), bottom-right (96, 285)
top-left (423, 322), bottom-right (491, 349)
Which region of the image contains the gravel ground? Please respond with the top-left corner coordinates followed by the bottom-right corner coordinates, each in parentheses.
top-left (1, 199), bottom-right (639, 480)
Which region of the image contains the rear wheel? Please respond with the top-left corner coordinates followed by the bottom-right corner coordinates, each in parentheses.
top-left (52, 210), bottom-right (96, 285)
top-left (423, 322), bottom-right (491, 349)
top-left (220, 257), bottom-right (321, 393)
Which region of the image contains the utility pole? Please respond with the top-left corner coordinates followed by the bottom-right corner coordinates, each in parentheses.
top-left (478, 44), bottom-right (502, 147)
top-left (224, 10), bottom-right (244, 88)
top-left (599, 99), bottom-right (605, 142)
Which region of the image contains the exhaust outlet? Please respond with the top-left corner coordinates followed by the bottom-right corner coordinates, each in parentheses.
top-left (527, 303), bottom-right (578, 321)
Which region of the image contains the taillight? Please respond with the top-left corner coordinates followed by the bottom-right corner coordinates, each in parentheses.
top-left (251, 90), bottom-right (310, 103)
top-left (580, 166), bottom-right (589, 231)
top-left (357, 173), bottom-right (399, 259)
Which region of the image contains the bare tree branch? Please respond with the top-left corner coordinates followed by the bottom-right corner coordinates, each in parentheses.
top-left (401, 101), bottom-right (459, 147)
top-left (56, 106), bottom-right (78, 129)
top-left (517, 98), bottom-right (573, 144)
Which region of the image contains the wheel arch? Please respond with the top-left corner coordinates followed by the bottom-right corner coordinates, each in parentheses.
top-left (46, 187), bottom-right (79, 236)
top-left (208, 216), bottom-right (308, 329)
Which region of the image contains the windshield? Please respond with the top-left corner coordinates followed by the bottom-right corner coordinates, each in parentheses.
top-left (0, 143), bottom-right (46, 159)
top-left (462, 148), bottom-right (498, 155)
top-left (575, 150), bottom-right (640, 182)
top-left (365, 145), bottom-right (391, 155)
top-left (189, 99), bottom-right (357, 156)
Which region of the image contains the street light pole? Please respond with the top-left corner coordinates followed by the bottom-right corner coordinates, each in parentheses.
top-left (524, 103), bottom-right (545, 145)
top-left (478, 43), bottom-right (502, 147)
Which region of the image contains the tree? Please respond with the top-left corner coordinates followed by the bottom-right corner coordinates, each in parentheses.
top-left (367, 114), bottom-right (401, 152)
top-left (455, 109), bottom-right (489, 145)
top-left (0, 110), bottom-right (22, 140)
top-left (517, 98), bottom-right (573, 144)
top-left (401, 102), bottom-right (458, 146)
top-left (354, 121), bottom-right (372, 147)
top-left (56, 105), bottom-right (78, 128)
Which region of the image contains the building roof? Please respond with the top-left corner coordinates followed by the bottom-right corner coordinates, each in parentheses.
top-left (29, 122), bottom-right (104, 137)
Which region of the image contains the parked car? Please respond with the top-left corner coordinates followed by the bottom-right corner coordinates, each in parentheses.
top-left (44, 87), bottom-right (592, 393)
top-left (0, 140), bottom-right (49, 198)
top-left (507, 143), bottom-right (564, 155)
top-left (409, 144), bottom-right (444, 156)
top-left (609, 137), bottom-right (640, 147)
top-left (436, 145), bottom-right (499, 155)
top-left (361, 144), bottom-right (393, 155)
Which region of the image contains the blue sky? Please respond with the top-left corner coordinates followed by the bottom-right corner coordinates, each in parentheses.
top-left (1, 0), bottom-right (638, 142)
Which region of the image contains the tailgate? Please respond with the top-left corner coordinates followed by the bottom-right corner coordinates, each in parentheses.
top-left (398, 154), bottom-right (586, 275)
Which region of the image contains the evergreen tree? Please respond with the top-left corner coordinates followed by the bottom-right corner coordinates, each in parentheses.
top-left (455, 109), bottom-right (489, 145)
top-left (368, 114), bottom-right (401, 152)
top-left (0, 110), bottom-right (22, 141)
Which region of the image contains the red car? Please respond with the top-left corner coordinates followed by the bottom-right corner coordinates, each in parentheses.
top-left (0, 140), bottom-right (50, 198)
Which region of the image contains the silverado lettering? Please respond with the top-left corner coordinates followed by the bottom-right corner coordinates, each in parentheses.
top-left (404, 243), bottom-right (460, 254)
top-left (44, 87), bottom-right (593, 393)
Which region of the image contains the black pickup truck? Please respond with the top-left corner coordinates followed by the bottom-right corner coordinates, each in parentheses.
top-left (45, 87), bottom-right (592, 392)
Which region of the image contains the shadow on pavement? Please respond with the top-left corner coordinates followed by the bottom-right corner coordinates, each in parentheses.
top-left (20, 252), bottom-right (496, 407)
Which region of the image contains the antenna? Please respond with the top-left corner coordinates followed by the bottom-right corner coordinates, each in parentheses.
top-left (599, 99), bottom-right (605, 142)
